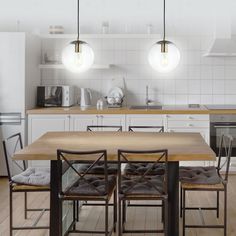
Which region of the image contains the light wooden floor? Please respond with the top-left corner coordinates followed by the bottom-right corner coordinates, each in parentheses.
top-left (0, 177), bottom-right (236, 236)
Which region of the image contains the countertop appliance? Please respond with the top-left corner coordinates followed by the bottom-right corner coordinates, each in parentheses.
top-left (210, 114), bottom-right (236, 157)
top-left (37, 86), bottom-right (75, 107)
top-left (80, 88), bottom-right (92, 107)
top-left (0, 32), bottom-right (41, 176)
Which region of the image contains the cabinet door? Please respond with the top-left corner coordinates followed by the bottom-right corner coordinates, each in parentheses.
top-left (28, 115), bottom-right (70, 143)
top-left (100, 115), bottom-right (126, 131)
top-left (126, 115), bottom-right (164, 131)
top-left (28, 115), bottom-right (70, 167)
top-left (70, 115), bottom-right (97, 131)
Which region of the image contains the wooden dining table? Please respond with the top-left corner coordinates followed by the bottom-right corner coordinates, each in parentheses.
top-left (14, 131), bottom-right (216, 236)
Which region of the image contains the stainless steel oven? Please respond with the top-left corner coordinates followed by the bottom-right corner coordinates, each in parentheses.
top-left (210, 115), bottom-right (236, 156)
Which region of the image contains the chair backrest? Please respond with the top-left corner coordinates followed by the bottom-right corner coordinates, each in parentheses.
top-left (87, 125), bottom-right (122, 132)
top-left (217, 134), bottom-right (233, 182)
top-left (57, 149), bottom-right (110, 196)
top-left (2, 133), bottom-right (26, 181)
top-left (128, 126), bottom-right (164, 133)
top-left (118, 149), bottom-right (168, 195)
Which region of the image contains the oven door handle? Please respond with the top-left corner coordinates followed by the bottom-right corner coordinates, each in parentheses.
top-left (214, 125), bottom-right (236, 128)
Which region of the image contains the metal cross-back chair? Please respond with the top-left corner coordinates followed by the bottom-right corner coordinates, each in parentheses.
top-left (125, 126), bottom-right (165, 217)
top-left (76, 125), bottom-right (122, 209)
top-left (57, 149), bottom-right (117, 235)
top-left (2, 133), bottom-right (50, 236)
top-left (76, 125), bottom-right (123, 176)
top-left (125, 125), bottom-right (165, 176)
top-left (179, 134), bottom-right (233, 236)
top-left (118, 149), bottom-right (168, 235)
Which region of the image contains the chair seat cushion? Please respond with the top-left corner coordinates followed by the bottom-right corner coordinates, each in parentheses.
top-left (120, 175), bottom-right (165, 196)
top-left (179, 166), bottom-right (221, 185)
top-left (124, 163), bottom-right (165, 175)
top-left (65, 175), bottom-right (116, 196)
top-left (75, 163), bottom-right (118, 175)
top-left (12, 167), bottom-right (50, 186)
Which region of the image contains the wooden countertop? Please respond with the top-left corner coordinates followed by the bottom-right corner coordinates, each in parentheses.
top-left (14, 131), bottom-right (216, 162)
top-left (26, 105), bottom-right (236, 115)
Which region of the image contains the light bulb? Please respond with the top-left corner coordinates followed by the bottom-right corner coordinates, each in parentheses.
top-left (160, 52), bottom-right (169, 67)
top-left (148, 41), bottom-right (180, 73)
top-left (62, 41), bottom-right (94, 73)
top-left (74, 52), bottom-right (83, 66)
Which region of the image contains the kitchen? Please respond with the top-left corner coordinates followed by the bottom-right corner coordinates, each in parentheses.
top-left (0, 0), bottom-right (236, 235)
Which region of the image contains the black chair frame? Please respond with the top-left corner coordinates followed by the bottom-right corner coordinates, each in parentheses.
top-left (3, 133), bottom-right (49, 236)
top-left (180, 134), bottom-right (233, 236)
top-left (128, 125), bottom-right (164, 132)
top-left (57, 149), bottom-right (117, 236)
top-left (87, 125), bottom-right (122, 132)
top-left (118, 149), bottom-right (168, 235)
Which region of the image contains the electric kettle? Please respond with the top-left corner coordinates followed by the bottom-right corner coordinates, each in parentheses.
top-left (80, 88), bottom-right (92, 107)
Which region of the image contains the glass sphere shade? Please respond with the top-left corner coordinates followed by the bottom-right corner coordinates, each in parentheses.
top-left (62, 41), bottom-right (94, 73)
top-left (148, 41), bottom-right (180, 73)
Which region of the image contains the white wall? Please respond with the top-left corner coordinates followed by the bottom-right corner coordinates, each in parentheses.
top-left (1, 0), bottom-right (236, 106)
top-left (41, 35), bottom-right (236, 106)
top-left (0, 0), bottom-right (235, 35)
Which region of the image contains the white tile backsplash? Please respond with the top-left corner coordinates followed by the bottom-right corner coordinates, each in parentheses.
top-left (201, 80), bottom-right (213, 94)
top-left (41, 35), bottom-right (236, 105)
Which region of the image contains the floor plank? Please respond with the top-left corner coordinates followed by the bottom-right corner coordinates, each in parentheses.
top-left (0, 176), bottom-right (236, 236)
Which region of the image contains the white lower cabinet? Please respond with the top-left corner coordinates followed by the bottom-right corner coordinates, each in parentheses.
top-left (126, 115), bottom-right (164, 131)
top-left (70, 115), bottom-right (98, 131)
top-left (99, 115), bottom-right (126, 129)
top-left (70, 114), bottom-right (126, 131)
top-left (28, 115), bottom-right (70, 167)
top-left (166, 114), bottom-right (210, 166)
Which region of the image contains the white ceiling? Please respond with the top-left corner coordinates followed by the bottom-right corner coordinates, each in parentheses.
top-left (0, 0), bottom-right (235, 35)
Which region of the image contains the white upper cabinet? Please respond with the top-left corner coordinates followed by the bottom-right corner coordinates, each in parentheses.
top-left (0, 33), bottom-right (41, 113)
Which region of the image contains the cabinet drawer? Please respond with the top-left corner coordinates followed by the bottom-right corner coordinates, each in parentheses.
top-left (166, 114), bottom-right (209, 121)
top-left (168, 120), bottom-right (209, 128)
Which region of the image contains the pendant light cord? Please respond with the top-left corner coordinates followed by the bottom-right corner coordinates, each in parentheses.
top-left (77, 0), bottom-right (80, 40)
top-left (163, 0), bottom-right (166, 41)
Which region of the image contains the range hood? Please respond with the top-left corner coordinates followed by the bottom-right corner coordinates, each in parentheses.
top-left (204, 38), bottom-right (236, 57)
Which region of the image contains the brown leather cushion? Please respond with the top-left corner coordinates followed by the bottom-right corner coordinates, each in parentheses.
top-left (75, 163), bottom-right (118, 175)
top-left (124, 163), bottom-right (165, 176)
top-left (65, 175), bottom-right (116, 196)
top-left (120, 175), bottom-right (164, 195)
top-left (179, 166), bottom-right (221, 185)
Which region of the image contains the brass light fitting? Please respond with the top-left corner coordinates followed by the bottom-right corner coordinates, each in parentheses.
top-left (161, 41), bottom-right (168, 53)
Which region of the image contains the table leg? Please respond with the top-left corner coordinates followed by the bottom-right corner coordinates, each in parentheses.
top-left (50, 160), bottom-right (62, 236)
top-left (167, 162), bottom-right (179, 236)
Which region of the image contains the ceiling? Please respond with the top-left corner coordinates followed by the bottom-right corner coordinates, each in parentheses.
top-left (0, 0), bottom-right (235, 35)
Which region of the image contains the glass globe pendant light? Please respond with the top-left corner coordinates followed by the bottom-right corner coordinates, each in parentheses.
top-left (62, 0), bottom-right (94, 73)
top-left (148, 0), bottom-right (180, 73)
